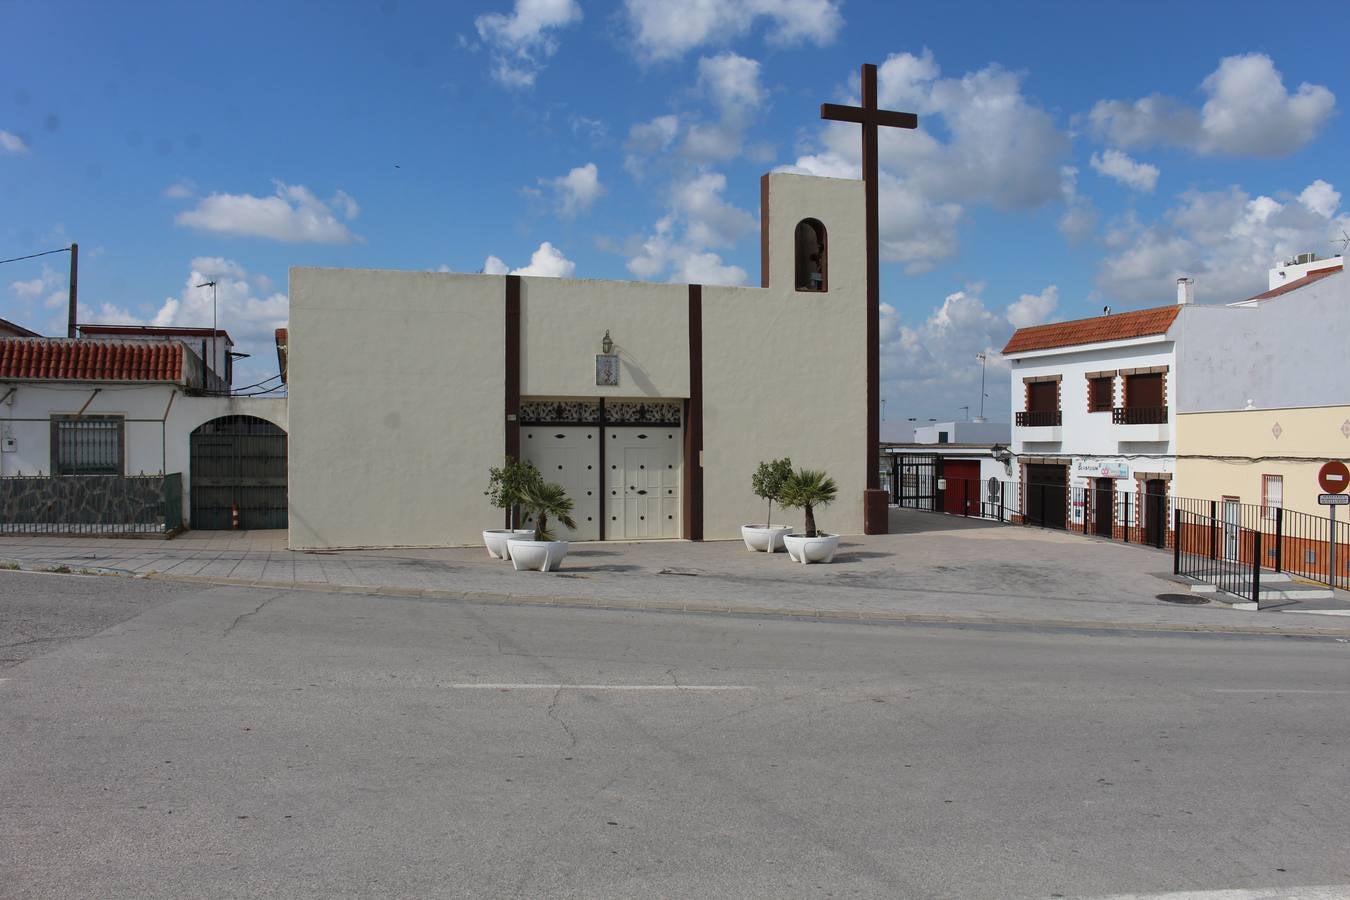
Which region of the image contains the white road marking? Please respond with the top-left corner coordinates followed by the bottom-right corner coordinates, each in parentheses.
top-left (448, 683), bottom-right (753, 691)
top-left (1282, 609), bottom-right (1350, 617)
top-left (1212, 688), bottom-right (1350, 694)
top-left (1089, 886), bottom-right (1350, 899)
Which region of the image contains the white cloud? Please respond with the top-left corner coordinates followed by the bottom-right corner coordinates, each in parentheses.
top-left (1097, 180), bottom-right (1349, 304)
top-left (10, 277), bottom-right (47, 299)
top-left (482, 241), bottom-right (576, 277)
top-left (626, 216), bottom-right (748, 285)
top-left (68, 257), bottom-right (288, 388)
top-left (175, 181), bottom-right (360, 244)
top-left (163, 179), bottom-right (195, 199)
top-left (781, 51), bottom-right (1068, 272)
top-left (671, 172), bottom-right (755, 247)
top-left (1005, 285), bottom-right (1059, 329)
top-left (1299, 179), bottom-right (1341, 218)
top-left (0, 130), bottom-right (29, 154)
top-left (623, 0), bottom-right (842, 61)
top-left (1088, 53), bottom-right (1335, 157)
top-left (698, 52), bottom-right (764, 111)
top-left (1058, 166), bottom-right (1098, 244)
top-left (624, 114), bottom-right (681, 177)
top-left (541, 162), bottom-right (604, 217)
top-left (475, 0), bottom-right (582, 88)
top-left (879, 283), bottom-right (1041, 419)
top-left (1089, 149), bottom-right (1159, 193)
top-left (626, 189), bottom-right (750, 287)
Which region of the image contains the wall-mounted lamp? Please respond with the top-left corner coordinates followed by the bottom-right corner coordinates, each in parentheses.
top-left (596, 330), bottom-right (619, 386)
top-left (990, 443), bottom-right (1012, 464)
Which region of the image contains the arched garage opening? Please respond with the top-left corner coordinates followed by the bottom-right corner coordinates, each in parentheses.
top-left (190, 415), bottom-right (287, 529)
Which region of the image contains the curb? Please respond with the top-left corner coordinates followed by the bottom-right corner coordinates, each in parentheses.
top-left (136, 571), bottom-right (1350, 639)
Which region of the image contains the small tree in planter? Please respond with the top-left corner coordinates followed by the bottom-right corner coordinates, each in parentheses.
top-left (482, 458), bottom-right (543, 559)
top-left (485, 458), bottom-right (542, 529)
top-left (742, 457), bottom-right (794, 552)
top-left (751, 457), bottom-right (793, 527)
top-left (508, 480), bottom-right (579, 572)
top-left (779, 468), bottom-right (841, 564)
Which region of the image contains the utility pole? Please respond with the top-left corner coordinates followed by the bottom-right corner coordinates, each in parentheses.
top-left (67, 243), bottom-right (78, 338)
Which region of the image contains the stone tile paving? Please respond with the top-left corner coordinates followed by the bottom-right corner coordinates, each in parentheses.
top-left (2, 510), bottom-right (1348, 636)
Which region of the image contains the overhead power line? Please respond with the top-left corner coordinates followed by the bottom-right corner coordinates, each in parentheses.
top-left (0, 247), bottom-right (71, 266)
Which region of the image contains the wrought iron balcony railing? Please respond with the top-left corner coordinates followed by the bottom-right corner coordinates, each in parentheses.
top-left (1113, 406), bottom-right (1168, 425)
top-left (1015, 410), bottom-right (1062, 427)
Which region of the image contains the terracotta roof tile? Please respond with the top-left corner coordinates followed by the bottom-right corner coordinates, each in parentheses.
top-left (1240, 264), bottom-right (1342, 302)
top-left (1002, 305), bottom-right (1181, 355)
top-left (0, 338), bottom-right (186, 383)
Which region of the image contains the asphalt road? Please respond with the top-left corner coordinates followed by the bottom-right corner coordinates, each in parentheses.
top-left (2, 571), bottom-right (1349, 899)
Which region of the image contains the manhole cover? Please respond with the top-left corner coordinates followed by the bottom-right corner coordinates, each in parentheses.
top-left (1156, 593), bottom-right (1210, 605)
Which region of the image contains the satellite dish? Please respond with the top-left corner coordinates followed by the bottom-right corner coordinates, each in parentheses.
top-left (986, 477), bottom-right (1001, 501)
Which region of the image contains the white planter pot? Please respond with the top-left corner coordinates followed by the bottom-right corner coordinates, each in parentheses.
top-left (741, 524), bottom-right (794, 553)
top-left (783, 533), bottom-right (840, 564)
top-left (506, 539), bottom-right (569, 572)
top-left (483, 529), bottom-right (536, 559)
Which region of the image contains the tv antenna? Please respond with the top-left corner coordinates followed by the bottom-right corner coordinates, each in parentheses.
top-left (1333, 229), bottom-right (1350, 255)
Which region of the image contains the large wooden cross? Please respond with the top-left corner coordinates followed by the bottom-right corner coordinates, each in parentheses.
top-left (822, 63), bottom-right (918, 535)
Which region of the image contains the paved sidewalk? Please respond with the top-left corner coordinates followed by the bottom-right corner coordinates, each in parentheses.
top-left (3, 510), bottom-right (1349, 636)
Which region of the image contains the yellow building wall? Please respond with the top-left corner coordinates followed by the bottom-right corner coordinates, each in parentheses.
top-left (1176, 406), bottom-right (1350, 512)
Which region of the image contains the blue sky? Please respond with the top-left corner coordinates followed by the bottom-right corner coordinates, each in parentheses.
top-left (3, 0), bottom-right (1347, 416)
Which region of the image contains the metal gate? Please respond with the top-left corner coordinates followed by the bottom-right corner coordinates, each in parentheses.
top-left (895, 453), bottom-right (938, 510)
top-left (190, 416), bottom-right (287, 529)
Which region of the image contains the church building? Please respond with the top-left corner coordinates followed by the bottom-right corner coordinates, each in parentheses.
top-left (286, 172), bottom-right (871, 549)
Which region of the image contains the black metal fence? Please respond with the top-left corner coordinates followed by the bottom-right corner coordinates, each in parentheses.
top-left (1173, 508), bottom-right (1261, 602)
top-left (0, 473), bottom-right (184, 535)
top-left (929, 477), bottom-right (1172, 549)
top-left (920, 476), bottom-right (1350, 592)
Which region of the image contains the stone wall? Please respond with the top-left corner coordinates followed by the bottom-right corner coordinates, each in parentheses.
top-left (0, 474), bottom-right (182, 533)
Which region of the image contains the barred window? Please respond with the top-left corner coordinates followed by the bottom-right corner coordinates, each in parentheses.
top-left (51, 415), bottom-right (124, 475)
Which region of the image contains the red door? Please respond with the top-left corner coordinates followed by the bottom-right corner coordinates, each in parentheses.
top-left (942, 460), bottom-right (981, 516)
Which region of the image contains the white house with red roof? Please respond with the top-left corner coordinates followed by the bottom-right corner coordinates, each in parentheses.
top-left (1000, 252), bottom-right (1345, 541)
top-left (1002, 301), bottom-right (1181, 539)
top-left (1, 323), bottom-right (286, 532)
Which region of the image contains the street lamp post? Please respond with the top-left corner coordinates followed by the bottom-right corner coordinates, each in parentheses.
top-left (976, 352), bottom-right (988, 420)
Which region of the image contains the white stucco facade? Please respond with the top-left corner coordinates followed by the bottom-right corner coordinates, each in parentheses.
top-left (1006, 335), bottom-right (1178, 491)
top-left (0, 379), bottom-right (286, 523)
top-left (287, 172), bottom-right (869, 549)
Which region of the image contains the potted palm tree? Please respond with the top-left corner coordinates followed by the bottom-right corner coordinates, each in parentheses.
top-left (506, 480), bottom-right (578, 572)
top-left (779, 468), bottom-right (840, 564)
top-left (742, 457), bottom-right (795, 553)
top-left (483, 458), bottom-right (542, 559)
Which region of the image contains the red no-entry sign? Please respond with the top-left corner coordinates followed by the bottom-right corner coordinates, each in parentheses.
top-left (1318, 460), bottom-right (1350, 494)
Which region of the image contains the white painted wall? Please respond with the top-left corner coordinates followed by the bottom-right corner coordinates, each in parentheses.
top-left (287, 172), bottom-right (870, 547)
top-left (1006, 337), bottom-right (1177, 490)
top-left (521, 278), bottom-right (688, 399)
top-left (288, 268), bottom-right (504, 548)
top-left (1174, 272), bottom-right (1350, 412)
top-left (702, 173), bottom-right (867, 537)
top-left (0, 379), bottom-right (286, 523)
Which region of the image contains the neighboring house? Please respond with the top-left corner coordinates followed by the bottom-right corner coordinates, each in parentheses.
top-left (0, 317), bottom-right (41, 338)
top-left (884, 420), bottom-right (1012, 517)
top-left (1174, 253), bottom-right (1347, 518)
top-left (1001, 251), bottom-right (1346, 543)
top-left (78, 324), bottom-right (237, 392)
top-left (288, 172), bottom-right (869, 549)
top-left (0, 328), bottom-right (287, 532)
top-left (1002, 303), bottom-right (1179, 539)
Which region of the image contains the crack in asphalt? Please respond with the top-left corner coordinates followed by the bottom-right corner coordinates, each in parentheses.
top-left (546, 685), bottom-right (578, 748)
top-left (222, 592), bottom-right (284, 637)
